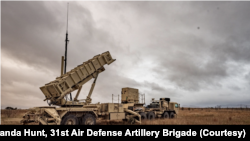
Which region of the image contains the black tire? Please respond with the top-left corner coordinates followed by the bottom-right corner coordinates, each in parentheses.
top-left (162, 112), bottom-right (169, 119)
top-left (139, 112), bottom-right (147, 120)
top-left (81, 114), bottom-right (96, 125)
top-left (169, 112), bottom-right (175, 119)
top-left (61, 114), bottom-right (79, 125)
top-left (78, 117), bottom-right (82, 125)
top-left (147, 112), bottom-right (155, 120)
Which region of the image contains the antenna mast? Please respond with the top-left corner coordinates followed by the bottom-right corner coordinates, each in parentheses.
top-left (64, 3), bottom-right (72, 101)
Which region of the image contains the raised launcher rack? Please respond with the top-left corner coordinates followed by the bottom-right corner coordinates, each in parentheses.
top-left (40, 51), bottom-right (116, 106)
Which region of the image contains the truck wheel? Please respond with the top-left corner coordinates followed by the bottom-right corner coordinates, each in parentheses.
top-left (162, 112), bottom-right (169, 119)
top-left (81, 114), bottom-right (96, 125)
top-left (147, 112), bottom-right (155, 120)
top-left (61, 115), bottom-right (79, 125)
top-left (139, 112), bottom-right (147, 120)
top-left (169, 112), bottom-right (175, 119)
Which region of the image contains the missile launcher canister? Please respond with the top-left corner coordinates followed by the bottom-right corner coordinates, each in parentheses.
top-left (40, 51), bottom-right (116, 104)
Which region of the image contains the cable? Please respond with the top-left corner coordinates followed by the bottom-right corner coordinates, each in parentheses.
top-left (47, 100), bottom-right (51, 106)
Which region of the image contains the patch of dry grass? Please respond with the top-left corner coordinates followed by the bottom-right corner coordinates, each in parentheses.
top-left (1, 109), bottom-right (31, 125)
top-left (139, 108), bottom-right (250, 125)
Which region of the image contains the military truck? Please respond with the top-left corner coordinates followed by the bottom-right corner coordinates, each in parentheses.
top-left (121, 87), bottom-right (180, 122)
top-left (20, 51), bottom-right (142, 125)
top-left (145, 98), bottom-right (180, 119)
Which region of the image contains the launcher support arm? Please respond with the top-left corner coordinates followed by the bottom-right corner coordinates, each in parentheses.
top-left (85, 72), bottom-right (99, 104)
top-left (73, 86), bottom-right (82, 101)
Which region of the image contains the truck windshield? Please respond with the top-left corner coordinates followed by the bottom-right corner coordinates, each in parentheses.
top-left (175, 104), bottom-right (179, 108)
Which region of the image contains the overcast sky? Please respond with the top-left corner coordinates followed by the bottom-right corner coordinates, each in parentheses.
top-left (1, 1), bottom-right (250, 109)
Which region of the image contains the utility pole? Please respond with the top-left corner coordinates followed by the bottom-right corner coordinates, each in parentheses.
top-left (64, 3), bottom-right (72, 101)
top-left (112, 94), bottom-right (113, 103)
top-left (144, 93), bottom-right (145, 104)
top-left (141, 94), bottom-right (143, 104)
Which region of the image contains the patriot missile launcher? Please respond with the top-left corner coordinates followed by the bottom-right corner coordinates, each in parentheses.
top-left (20, 51), bottom-right (142, 125)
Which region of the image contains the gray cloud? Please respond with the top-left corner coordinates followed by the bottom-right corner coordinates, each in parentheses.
top-left (118, 2), bottom-right (250, 91)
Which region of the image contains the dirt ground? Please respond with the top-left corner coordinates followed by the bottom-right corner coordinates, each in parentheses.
top-left (1, 108), bottom-right (250, 125)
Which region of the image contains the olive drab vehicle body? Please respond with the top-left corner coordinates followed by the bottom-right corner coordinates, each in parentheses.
top-left (21, 51), bottom-right (180, 125)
